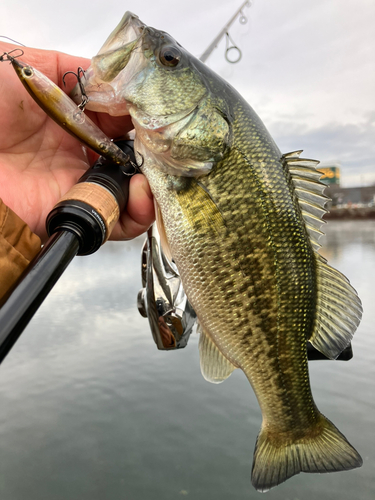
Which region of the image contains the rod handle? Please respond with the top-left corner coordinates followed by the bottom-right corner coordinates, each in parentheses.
top-left (46, 139), bottom-right (136, 255)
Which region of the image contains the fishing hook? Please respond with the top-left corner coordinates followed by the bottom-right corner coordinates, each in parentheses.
top-left (117, 151), bottom-right (143, 176)
top-left (62, 67), bottom-right (89, 111)
top-left (225, 32), bottom-right (242, 64)
top-left (136, 152), bottom-right (144, 169)
top-left (125, 151), bottom-right (144, 175)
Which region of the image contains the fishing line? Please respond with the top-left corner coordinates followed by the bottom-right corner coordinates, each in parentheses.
top-left (0, 36), bottom-right (26, 47)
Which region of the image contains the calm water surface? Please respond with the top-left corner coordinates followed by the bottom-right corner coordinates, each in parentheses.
top-left (0, 220), bottom-right (374, 500)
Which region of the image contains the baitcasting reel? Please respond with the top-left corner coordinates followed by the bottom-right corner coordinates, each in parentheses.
top-left (137, 224), bottom-right (196, 350)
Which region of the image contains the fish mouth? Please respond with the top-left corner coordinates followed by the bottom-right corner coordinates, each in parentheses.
top-left (71, 12), bottom-right (146, 115)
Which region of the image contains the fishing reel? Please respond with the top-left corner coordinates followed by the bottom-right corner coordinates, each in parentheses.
top-left (137, 224), bottom-right (196, 350)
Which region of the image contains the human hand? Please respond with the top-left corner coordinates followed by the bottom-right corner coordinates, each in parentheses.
top-left (0, 42), bottom-right (154, 242)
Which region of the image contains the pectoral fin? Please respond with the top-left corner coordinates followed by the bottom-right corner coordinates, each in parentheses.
top-left (154, 200), bottom-right (173, 262)
top-left (198, 324), bottom-right (237, 384)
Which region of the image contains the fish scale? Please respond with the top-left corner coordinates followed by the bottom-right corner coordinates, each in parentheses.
top-left (144, 100), bottom-right (317, 431)
top-left (79, 11), bottom-right (362, 491)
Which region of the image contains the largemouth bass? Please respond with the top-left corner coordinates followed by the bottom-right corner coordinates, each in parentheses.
top-left (76, 12), bottom-right (363, 491)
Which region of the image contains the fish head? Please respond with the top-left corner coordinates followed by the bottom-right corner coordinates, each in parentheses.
top-left (74, 12), bottom-right (230, 176)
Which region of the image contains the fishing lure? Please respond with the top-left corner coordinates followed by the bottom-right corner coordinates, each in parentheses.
top-left (0, 50), bottom-right (131, 167)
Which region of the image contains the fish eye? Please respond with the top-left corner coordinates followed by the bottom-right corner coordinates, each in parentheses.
top-left (159, 46), bottom-right (181, 67)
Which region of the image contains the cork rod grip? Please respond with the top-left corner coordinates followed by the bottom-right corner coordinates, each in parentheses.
top-left (57, 182), bottom-right (120, 242)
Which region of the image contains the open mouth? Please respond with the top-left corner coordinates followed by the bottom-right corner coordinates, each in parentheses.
top-left (71, 12), bottom-right (146, 116)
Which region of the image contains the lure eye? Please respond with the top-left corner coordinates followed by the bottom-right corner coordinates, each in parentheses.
top-left (23, 67), bottom-right (33, 77)
top-left (159, 46), bottom-right (181, 67)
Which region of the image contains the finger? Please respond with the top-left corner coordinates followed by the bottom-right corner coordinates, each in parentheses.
top-left (93, 113), bottom-right (134, 140)
top-left (110, 174), bottom-right (155, 240)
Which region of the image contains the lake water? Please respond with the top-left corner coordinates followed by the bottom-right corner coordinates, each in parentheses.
top-left (0, 220), bottom-right (374, 500)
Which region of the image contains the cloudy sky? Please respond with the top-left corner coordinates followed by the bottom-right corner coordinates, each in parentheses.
top-left (2, 0), bottom-right (374, 186)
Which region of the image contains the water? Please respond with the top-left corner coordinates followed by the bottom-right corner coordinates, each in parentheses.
top-left (0, 220), bottom-right (374, 500)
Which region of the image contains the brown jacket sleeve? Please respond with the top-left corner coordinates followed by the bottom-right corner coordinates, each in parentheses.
top-left (0, 199), bottom-right (42, 300)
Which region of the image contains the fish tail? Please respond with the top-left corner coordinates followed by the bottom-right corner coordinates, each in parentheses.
top-left (251, 413), bottom-right (362, 492)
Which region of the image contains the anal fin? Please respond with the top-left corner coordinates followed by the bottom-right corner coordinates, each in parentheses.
top-left (198, 324), bottom-right (237, 384)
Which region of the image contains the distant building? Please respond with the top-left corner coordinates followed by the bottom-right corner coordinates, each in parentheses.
top-left (318, 162), bottom-right (341, 186)
top-left (325, 184), bottom-right (375, 208)
top-left (313, 162), bottom-right (375, 218)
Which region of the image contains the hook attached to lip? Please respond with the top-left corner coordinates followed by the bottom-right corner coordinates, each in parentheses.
top-left (63, 67), bottom-right (89, 111)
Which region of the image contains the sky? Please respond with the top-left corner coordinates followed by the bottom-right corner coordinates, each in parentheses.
top-left (1, 0), bottom-right (374, 187)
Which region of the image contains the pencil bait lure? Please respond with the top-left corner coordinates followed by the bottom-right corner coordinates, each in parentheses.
top-left (0, 50), bottom-right (130, 167)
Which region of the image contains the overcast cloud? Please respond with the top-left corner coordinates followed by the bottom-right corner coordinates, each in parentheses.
top-left (1, 0), bottom-right (374, 186)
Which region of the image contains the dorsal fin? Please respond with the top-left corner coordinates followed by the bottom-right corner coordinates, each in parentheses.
top-left (284, 151), bottom-right (362, 358)
top-left (283, 151), bottom-right (329, 250)
top-left (198, 324), bottom-right (237, 383)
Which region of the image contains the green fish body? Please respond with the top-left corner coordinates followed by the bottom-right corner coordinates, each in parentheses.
top-left (80, 12), bottom-right (363, 491)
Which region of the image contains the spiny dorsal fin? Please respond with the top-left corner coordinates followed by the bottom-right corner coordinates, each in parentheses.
top-left (198, 324), bottom-right (237, 384)
top-left (310, 254), bottom-right (363, 359)
top-left (283, 150), bottom-right (329, 250)
top-left (284, 151), bottom-right (362, 357)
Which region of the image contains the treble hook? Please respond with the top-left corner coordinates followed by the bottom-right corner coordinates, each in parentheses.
top-left (0, 48), bottom-right (24, 63)
top-left (225, 32), bottom-right (242, 64)
top-left (62, 67), bottom-right (89, 111)
top-left (135, 151), bottom-right (144, 169)
top-left (126, 151), bottom-right (144, 175)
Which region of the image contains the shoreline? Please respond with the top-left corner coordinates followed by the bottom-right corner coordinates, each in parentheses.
top-left (324, 206), bottom-right (375, 220)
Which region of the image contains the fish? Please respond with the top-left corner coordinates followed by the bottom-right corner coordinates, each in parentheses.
top-left (75, 12), bottom-right (363, 491)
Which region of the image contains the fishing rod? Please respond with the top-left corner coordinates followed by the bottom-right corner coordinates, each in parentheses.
top-left (200, 1), bottom-right (251, 64)
top-left (0, 139), bottom-right (137, 364)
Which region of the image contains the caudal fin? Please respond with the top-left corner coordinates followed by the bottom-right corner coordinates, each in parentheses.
top-left (251, 413), bottom-right (362, 492)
